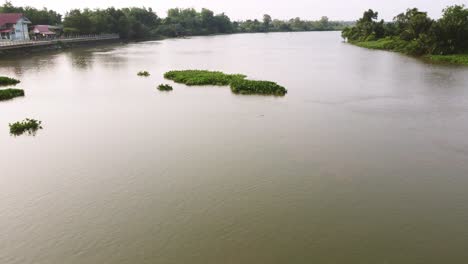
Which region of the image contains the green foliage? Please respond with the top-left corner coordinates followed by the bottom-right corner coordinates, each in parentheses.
top-left (238, 16), bottom-right (347, 33)
top-left (230, 79), bottom-right (287, 96)
top-left (0, 89), bottom-right (24, 101)
top-left (342, 9), bottom-right (386, 42)
top-left (432, 5), bottom-right (468, 54)
top-left (394, 8), bottom-right (433, 41)
top-left (164, 70), bottom-right (246, 86)
top-left (157, 84), bottom-right (173, 91)
top-left (428, 54), bottom-right (468, 65)
top-left (59, 6), bottom-right (347, 39)
top-left (164, 70), bottom-right (287, 96)
top-left (4, 1), bottom-right (348, 39)
top-left (62, 7), bottom-right (160, 38)
top-left (343, 5), bottom-right (468, 59)
top-left (63, 9), bottom-right (93, 34)
top-left (0, 76), bottom-right (20, 86)
top-left (9, 119), bottom-right (43, 136)
top-left (137, 71), bottom-right (150, 77)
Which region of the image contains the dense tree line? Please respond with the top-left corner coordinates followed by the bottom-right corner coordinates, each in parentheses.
top-left (237, 16), bottom-right (345, 32)
top-left (62, 8), bottom-right (347, 39)
top-left (62, 7), bottom-right (160, 39)
top-left (342, 5), bottom-right (468, 55)
top-left (1, 2), bottom-right (348, 39)
top-left (0, 1), bottom-right (61, 25)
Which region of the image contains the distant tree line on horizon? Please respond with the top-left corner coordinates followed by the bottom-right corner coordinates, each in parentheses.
top-left (341, 5), bottom-right (468, 55)
top-left (0, 1), bottom-right (349, 40)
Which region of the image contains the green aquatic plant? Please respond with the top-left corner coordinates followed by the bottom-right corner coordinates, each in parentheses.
top-left (164, 70), bottom-right (246, 86)
top-left (164, 70), bottom-right (287, 96)
top-left (230, 79), bottom-right (287, 96)
top-left (0, 89), bottom-right (25, 101)
top-left (137, 71), bottom-right (150, 77)
top-left (157, 84), bottom-right (173, 91)
top-left (0, 76), bottom-right (21, 86)
top-left (9, 118), bottom-right (43, 136)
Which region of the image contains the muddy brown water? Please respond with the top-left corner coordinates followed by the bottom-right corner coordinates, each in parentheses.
top-left (1, 32), bottom-right (468, 264)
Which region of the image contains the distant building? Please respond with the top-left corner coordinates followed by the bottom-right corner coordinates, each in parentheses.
top-left (0, 13), bottom-right (31, 40)
top-left (30, 25), bottom-right (60, 39)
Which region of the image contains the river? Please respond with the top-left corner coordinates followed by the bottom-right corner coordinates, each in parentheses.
top-left (1, 31), bottom-right (468, 264)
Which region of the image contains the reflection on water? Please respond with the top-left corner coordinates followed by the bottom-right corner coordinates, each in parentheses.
top-left (0, 54), bottom-right (58, 76)
top-left (69, 54), bottom-right (94, 70)
top-left (1, 32), bottom-right (468, 264)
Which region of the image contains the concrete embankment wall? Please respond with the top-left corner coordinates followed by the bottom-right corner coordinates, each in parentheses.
top-left (0, 37), bottom-right (121, 56)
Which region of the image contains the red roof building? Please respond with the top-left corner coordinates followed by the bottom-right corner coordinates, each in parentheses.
top-left (31, 25), bottom-right (56, 35)
top-left (0, 13), bottom-right (31, 40)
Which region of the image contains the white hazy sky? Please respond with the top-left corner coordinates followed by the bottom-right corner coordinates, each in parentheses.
top-left (6, 0), bottom-right (467, 20)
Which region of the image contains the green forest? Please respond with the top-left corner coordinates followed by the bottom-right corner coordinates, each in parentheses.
top-left (1, 1), bottom-right (348, 40)
top-left (342, 5), bottom-right (468, 64)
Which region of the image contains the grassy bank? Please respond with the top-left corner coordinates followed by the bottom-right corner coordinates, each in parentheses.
top-left (349, 38), bottom-right (468, 65)
top-left (426, 54), bottom-right (468, 65)
top-left (352, 38), bottom-right (395, 50)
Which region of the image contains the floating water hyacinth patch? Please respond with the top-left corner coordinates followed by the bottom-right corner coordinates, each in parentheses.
top-left (137, 71), bottom-right (150, 77)
top-left (9, 118), bottom-right (43, 136)
top-left (157, 84), bottom-right (173, 91)
top-left (0, 89), bottom-right (25, 101)
top-left (0, 76), bottom-right (20, 86)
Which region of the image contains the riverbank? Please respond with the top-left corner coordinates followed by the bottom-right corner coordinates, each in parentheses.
top-left (426, 54), bottom-right (468, 65)
top-left (348, 38), bottom-right (468, 66)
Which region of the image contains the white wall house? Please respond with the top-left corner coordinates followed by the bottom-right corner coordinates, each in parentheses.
top-left (0, 13), bottom-right (31, 40)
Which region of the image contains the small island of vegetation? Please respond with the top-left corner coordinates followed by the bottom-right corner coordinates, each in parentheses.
top-left (0, 76), bottom-right (21, 86)
top-left (0, 89), bottom-right (25, 101)
top-left (231, 79), bottom-right (287, 96)
top-left (164, 70), bottom-right (287, 96)
top-left (342, 5), bottom-right (468, 65)
top-left (137, 71), bottom-right (150, 77)
top-left (9, 118), bottom-right (43, 136)
top-left (164, 70), bottom-right (245, 86)
top-left (157, 84), bottom-right (173, 91)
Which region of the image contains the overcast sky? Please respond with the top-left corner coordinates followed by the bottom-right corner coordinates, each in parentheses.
top-left (7, 0), bottom-right (467, 21)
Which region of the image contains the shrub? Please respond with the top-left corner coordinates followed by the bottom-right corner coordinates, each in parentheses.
top-left (0, 89), bottom-right (25, 101)
top-left (137, 71), bottom-right (150, 77)
top-left (157, 84), bottom-right (173, 91)
top-left (230, 79), bottom-right (287, 96)
top-left (9, 118), bottom-right (43, 136)
top-left (0, 76), bottom-right (20, 86)
top-left (164, 70), bottom-right (246, 86)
